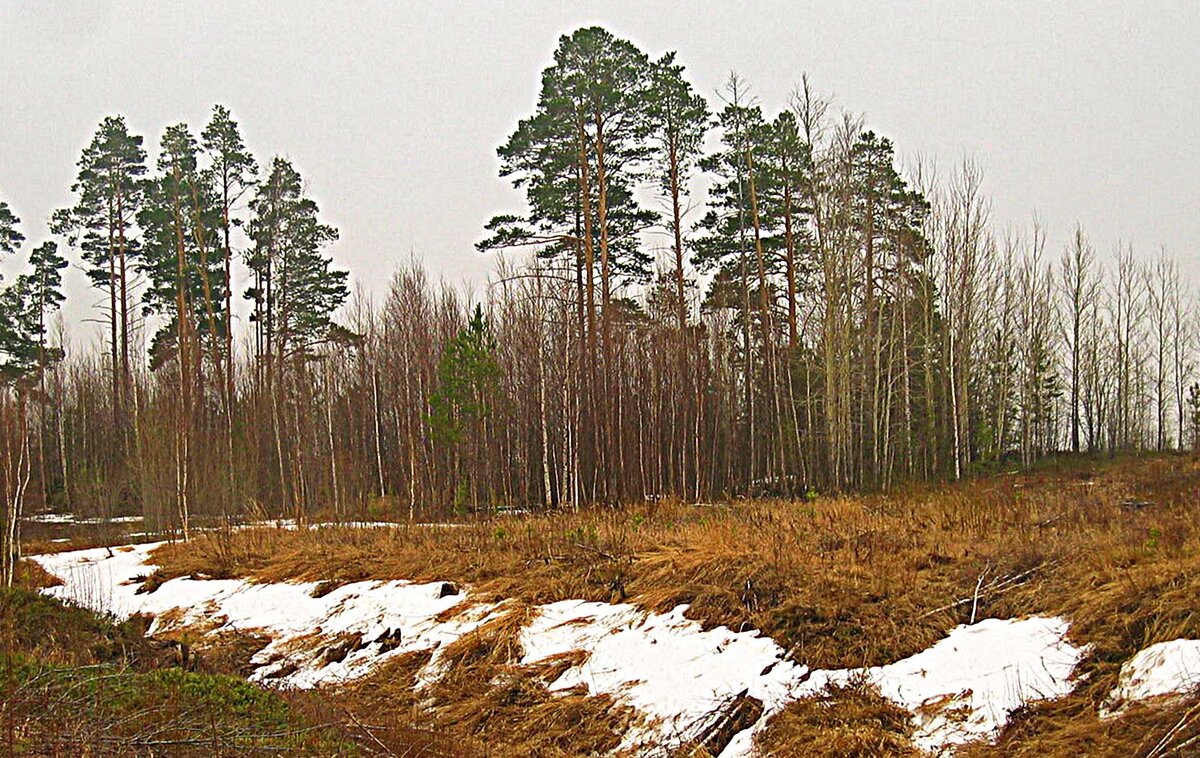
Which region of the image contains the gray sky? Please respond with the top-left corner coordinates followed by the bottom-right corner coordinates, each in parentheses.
top-left (2, 0), bottom-right (1198, 340)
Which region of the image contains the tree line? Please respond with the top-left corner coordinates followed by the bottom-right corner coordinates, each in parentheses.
top-left (1, 26), bottom-right (1197, 582)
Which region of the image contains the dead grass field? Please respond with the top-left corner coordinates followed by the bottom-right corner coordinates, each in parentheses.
top-left (135, 452), bottom-right (1200, 755)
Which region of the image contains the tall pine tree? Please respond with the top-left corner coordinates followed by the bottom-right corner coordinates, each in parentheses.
top-left (647, 51), bottom-right (710, 331)
top-left (246, 157), bottom-right (347, 365)
top-left (139, 123), bottom-right (225, 371)
top-left (245, 157), bottom-right (347, 512)
top-left (0, 194), bottom-right (31, 379)
top-left (0, 203), bottom-right (65, 586)
top-left (202, 105), bottom-right (258, 408)
top-left (52, 116), bottom-right (147, 435)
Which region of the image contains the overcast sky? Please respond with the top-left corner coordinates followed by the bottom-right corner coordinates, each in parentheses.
top-left (2, 0), bottom-right (1197, 339)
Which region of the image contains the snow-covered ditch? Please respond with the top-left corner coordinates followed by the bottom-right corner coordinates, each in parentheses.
top-left (30, 541), bottom-right (1183, 755)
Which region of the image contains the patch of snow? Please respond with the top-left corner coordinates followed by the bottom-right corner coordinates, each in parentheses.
top-left (237, 519), bottom-right (403, 531)
top-left (243, 582), bottom-right (496, 688)
top-left (22, 512), bottom-right (143, 525)
top-left (864, 617), bottom-right (1084, 754)
top-left (1103, 639), bottom-right (1200, 716)
top-left (23, 513), bottom-right (76, 524)
top-left (33, 543), bottom-right (494, 688)
top-left (521, 603), bottom-right (1084, 756)
top-left (522, 600), bottom-right (810, 752)
top-left (37, 543), bottom-right (165, 615)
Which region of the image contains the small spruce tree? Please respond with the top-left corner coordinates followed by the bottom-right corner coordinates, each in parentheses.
top-left (428, 305), bottom-right (502, 512)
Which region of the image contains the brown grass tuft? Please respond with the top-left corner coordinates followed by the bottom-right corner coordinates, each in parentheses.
top-left (14, 558), bottom-right (63, 589)
top-left (755, 677), bottom-right (921, 757)
top-left (957, 691), bottom-right (1200, 757)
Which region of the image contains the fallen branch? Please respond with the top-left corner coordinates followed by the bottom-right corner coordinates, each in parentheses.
top-left (573, 543), bottom-right (619, 561)
top-left (342, 707), bottom-right (399, 757)
top-left (918, 560), bottom-right (1058, 621)
top-left (969, 563), bottom-right (991, 625)
top-left (1146, 698), bottom-right (1200, 758)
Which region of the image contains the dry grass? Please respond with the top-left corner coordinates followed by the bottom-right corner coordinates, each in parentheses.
top-left (14, 557), bottom-right (63, 589)
top-left (958, 692), bottom-right (1200, 757)
top-left (335, 604), bottom-right (636, 757)
top-left (148, 453), bottom-right (1200, 670)
top-left (132, 453), bottom-right (1200, 753)
top-left (756, 677), bottom-right (921, 757)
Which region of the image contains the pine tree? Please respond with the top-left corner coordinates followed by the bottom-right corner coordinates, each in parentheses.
top-left (554, 27), bottom-right (657, 343)
top-left (0, 266), bottom-right (32, 584)
top-left (246, 157), bottom-right (347, 364)
top-left (0, 194), bottom-right (30, 375)
top-left (763, 110), bottom-right (815, 348)
top-left (695, 87), bottom-right (781, 319)
top-left (482, 27), bottom-right (659, 310)
top-left (0, 195), bottom-right (32, 379)
top-left (481, 105), bottom-right (582, 258)
top-left (497, 25), bottom-right (661, 305)
top-left (52, 115), bottom-right (147, 432)
top-left (201, 105), bottom-right (258, 512)
top-left (14, 241), bottom-right (68, 524)
top-left (694, 81), bottom-right (781, 484)
top-left (139, 123), bottom-right (229, 537)
top-left (0, 205), bottom-right (65, 587)
top-left (483, 26), bottom-right (659, 502)
top-left (244, 157), bottom-right (347, 512)
top-left (139, 124), bottom-right (225, 369)
top-left (0, 218), bottom-right (61, 383)
top-left (647, 52), bottom-right (710, 331)
top-left (0, 196), bottom-right (22, 256)
top-left (848, 131), bottom-right (930, 482)
top-left (20, 241), bottom-right (67, 369)
top-left (202, 106), bottom-right (257, 403)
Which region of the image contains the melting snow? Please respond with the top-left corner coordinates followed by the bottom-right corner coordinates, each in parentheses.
top-left (34, 542), bottom-right (1090, 755)
top-left (34, 543), bottom-right (496, 688)
top-left (521, 600), bottom-right (809, 752)
top-left (23, 512), bottom-right (143, 524)
top-left (861, 617), bottom-right (1083, 753)
top-left (1103, 639), bottom-right (1200, 715)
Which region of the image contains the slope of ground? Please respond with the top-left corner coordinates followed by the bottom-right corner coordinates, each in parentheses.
top-left (22, 452), bottom-right (1200, 755)
top-left (0, 587), bottom-right (358, 755)
top-left (0, 585), bottom-right (476, 756)
top-left (33, 541), bottom-right (1094, 754)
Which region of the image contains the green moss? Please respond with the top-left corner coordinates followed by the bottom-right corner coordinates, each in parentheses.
top-left (0, 587), bottom-right (359, 756)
